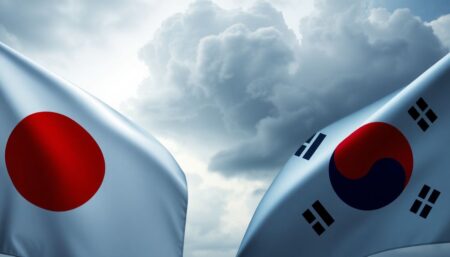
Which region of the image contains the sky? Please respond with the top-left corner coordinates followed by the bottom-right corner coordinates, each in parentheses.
top-left (0, 0), bottom-right (449, 256)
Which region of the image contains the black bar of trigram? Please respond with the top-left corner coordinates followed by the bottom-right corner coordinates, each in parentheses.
top-left (312, 201), bottom-right (334, 226)
top-left (303, 133), bottom-right (326, 160)
top-left (408, 107), bottom-right (420, 120)
top-left (302, 209), bottom-right (316, 224)
top-left (410, 200), bottom-right (422, 214)
top-left (428, 190), bottom-right (440, 204)
top-left (420, 204), bottom-right (433, 219)
top-left (418, 185), bottom-right (430, 199)
top-left (426, 110), bottom-right (438, 123)
top-left (295, 145), bottom-right (307, 157)
top-left (416, 98), bottom-right (428, 110)
top-left (312, 223), bottom-right (325, 235)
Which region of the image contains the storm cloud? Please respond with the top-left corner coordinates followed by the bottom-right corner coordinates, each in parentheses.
top-left (128, 0), bottom-right (448, 178)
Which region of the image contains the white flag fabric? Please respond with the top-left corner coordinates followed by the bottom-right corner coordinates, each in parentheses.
top-left (371, 243), bottom-right (450, 257)
top-left (237, 53), bottom-right (450, 257)
top-left (0, 42), bottom-right (187, 257)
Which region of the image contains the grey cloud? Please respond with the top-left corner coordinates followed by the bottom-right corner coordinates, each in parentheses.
top-left (194, 24), bottom-right (295, 131)
top-left (129, 0), bottom-right (448, 178)
top-left (211, 5), bottom-right (447, 177)
top-left (429, 14), bottom-right (450, 49)
top-left (128, 0), bottom-right (297, 151)
top-left (0, 0), bottom-right (148, 51)
top-left (182, 173), bottom-right (263, 257)
top-left (184, 174), bottom-right (234, 257)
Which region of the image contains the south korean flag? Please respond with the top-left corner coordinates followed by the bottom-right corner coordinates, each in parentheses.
top-left (237, 53), bottom-right (450, 257)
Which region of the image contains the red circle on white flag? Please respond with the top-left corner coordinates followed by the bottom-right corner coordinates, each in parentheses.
top-left (5, 112), bottom-right (105, 212)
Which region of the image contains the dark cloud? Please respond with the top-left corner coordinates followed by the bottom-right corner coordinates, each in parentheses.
top-left (128, 0), bottom-right (448, 179)
top-left (0, 0), bottom-right (148, 51)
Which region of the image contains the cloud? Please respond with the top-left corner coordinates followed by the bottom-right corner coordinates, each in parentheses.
top-left (128, 0), bottom-right (448, 179)
top-left (127, 1), bottom-right (298, 155)
top-left (210, 4), bottom-right (448, 177)
top-left (371, 0), bottom-right (450, 22)
top-left (183, 174), bottom-right (264, 257)
top-left (429, 14), bottom-right (450, 49)
top-left (184, 173), bottom-right (234, 257)
top-left (158, 138), bottom-right (265, 257)
top-left (0, 0), bottom-right (148, 51)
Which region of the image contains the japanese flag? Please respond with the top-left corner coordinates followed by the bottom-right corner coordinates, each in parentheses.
top-left (237, 53), bottom-right (450, 257)
top-left (0, 42), bottom-right (187, 257)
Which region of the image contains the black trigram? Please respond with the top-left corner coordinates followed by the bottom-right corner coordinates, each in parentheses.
top-left (408, 97), bottom-right (438, 132)
top-left (302, 201), bottom-right (335, 235)
top-left (410, 184), bottom-right (440, 219)
top-left (295, 133), bottom-right (326, 160)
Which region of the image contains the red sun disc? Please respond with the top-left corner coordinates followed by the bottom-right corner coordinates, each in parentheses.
top-left (5, 112), bottom-right (105, 212)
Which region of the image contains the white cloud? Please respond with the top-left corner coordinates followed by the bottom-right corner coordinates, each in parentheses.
top-left (0, 0), bottom-right (159, 110)
top-left (428, 14), bottom-right (450, 49)
top-left (0, 0), bottom-right (149, 51)
top-left (158, 137), bottom-right (265, 257)
top-left (128, 0), bottom-right (448, 179)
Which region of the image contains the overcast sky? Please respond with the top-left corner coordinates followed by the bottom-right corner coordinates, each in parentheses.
top-left (0, 0), bottom-right (449, 256)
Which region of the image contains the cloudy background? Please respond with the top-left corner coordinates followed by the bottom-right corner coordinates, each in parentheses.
top-left (1, 0), bottom-right (449, 256)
